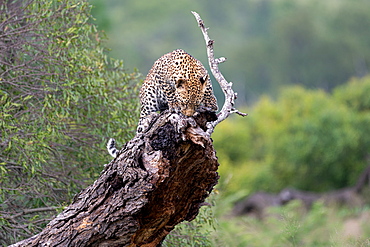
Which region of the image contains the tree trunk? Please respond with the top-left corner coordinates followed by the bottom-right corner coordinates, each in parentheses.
top-left (10, 111), bottom-right (219, 247)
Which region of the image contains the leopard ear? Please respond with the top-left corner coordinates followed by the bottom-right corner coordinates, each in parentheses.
top-left (175, 79), bottom-right (186, 89)
top-left (200, 74), bottom-right (208, 85)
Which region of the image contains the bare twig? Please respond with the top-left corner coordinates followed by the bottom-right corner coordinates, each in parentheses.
top-left (191, 11), bottom-right (247, 135)
top-left (1, 206), bottom-right (59, 220)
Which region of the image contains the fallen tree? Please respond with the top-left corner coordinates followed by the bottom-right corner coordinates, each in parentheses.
top-left (10, 12), bottom-right (245, 246)
top-left (233, 165), bottom-right (370, 218)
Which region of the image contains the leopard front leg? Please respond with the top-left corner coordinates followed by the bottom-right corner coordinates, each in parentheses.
top-left (137, 97), bottom-right (160, 133)
top-left (137, 112), bottom-right (160, 133)
top-left (137, 81), bottom-right (162, 133)
top-left (162, 79), bottom-right (181, 114)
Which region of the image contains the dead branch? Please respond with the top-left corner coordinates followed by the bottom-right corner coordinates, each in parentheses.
top-left (191, 11), bottom-right (247, 135)
top-left (2, 206), bottom-right (59, 220)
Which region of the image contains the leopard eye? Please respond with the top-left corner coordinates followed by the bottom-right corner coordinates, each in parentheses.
top-left (200, 75), bottom-right (208, 85)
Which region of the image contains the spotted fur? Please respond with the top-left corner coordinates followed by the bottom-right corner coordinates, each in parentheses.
top-left (107, 49), bottom-right (218, 157)
top-left (138, 49), bottom-right (218, 132)
top-left (107, 138), bottom-right (118, 158)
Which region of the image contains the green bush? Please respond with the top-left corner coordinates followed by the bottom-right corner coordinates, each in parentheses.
top-left (163, 197), bottom-right (217, 247)
top-left (258, 87), bottom-right (364, 191)
top-left (214, 79), bottom-right (370, 195)
top-left (334, 76), bottom-right (370, 112)
top-left (0, 0), bottom-right (140, 244)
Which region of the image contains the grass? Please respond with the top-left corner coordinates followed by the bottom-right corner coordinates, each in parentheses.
top-left (165, 192), bottom-right (370, 247)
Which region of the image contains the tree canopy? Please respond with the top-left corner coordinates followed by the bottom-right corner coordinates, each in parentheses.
top-left (90, 0), bottom-right (370, 104)
top-left (213, 76), bottom-right (370, 196)
top-left (0, 0), bottom-right (140, 244)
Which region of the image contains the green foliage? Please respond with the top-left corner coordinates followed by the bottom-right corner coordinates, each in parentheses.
top-left (212, 119), bottom-right (274, 197)
top-left (211, 199), bottom-right (370, 247)
top-left (163, 193), bottom-right (370, 246)
top-left (333, 76), bottom-right (370, 163)
top-left (259, 87), bottom-right (364, 191)
top-left (90, 0), bottom-right (370, 103)
top-left (163, 196), bottom-right (217, 247)
top-left (0, 0), bottom-right (140, 244)
top-left (214, 78), bottom-right (370, 195)
top-left (334, 76), bottom-right (370, 112)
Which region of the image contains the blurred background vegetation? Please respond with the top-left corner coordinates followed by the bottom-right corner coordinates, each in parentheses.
top-left (90, 0), bottom-right (370, 104)
top-left (1, 0), bottom-right (370, 246)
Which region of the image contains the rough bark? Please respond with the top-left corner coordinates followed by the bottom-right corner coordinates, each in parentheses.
top-left (10, 111), bottom-right (219, 247)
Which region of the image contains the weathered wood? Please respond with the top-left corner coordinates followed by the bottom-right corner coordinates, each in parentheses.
top-left (10, 111), bottom-right (219, 247)
top-left (191, 11), bottom-right (247, 135)
top-left (233, 166), bottom-right (370, 218)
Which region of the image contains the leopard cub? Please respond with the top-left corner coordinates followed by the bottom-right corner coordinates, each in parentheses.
top-left (107, 49), bottom-right (218, 157)
top-left (137, 49), bottom-right (218, 132)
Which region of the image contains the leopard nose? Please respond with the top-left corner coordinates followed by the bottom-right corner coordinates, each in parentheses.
top-left (183, 108), bottom-right (195, 116)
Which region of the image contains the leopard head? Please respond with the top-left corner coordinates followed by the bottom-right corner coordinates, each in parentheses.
top-left (174, 74), bottom-right (208, 116)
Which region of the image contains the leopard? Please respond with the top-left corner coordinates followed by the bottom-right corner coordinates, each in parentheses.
top-left (107, 49), bottom-right (218, 158)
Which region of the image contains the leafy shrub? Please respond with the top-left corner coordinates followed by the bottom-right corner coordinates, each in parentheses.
top-left (334, 76), bottom-right (370, 112)
top-left (214, 81), bottom-right (370, 195)
top-left (163, 199), bottom-right (216, 247)
top-left (0, 0), bottom-right (140, 244)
